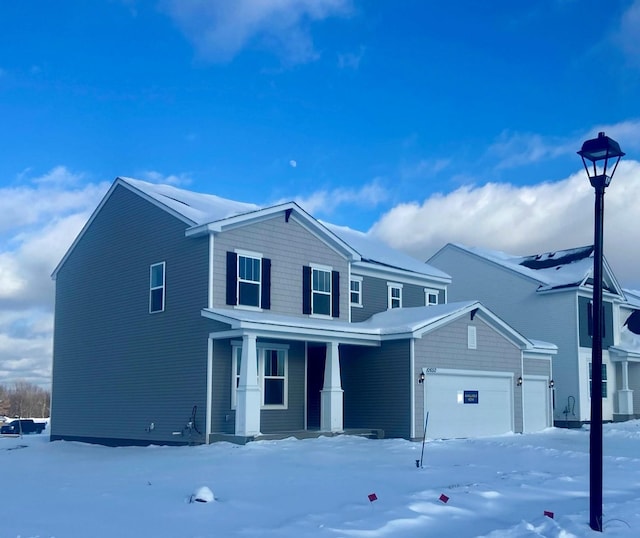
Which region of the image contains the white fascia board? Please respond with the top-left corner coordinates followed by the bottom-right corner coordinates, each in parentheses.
top-left (202, 309), bottom-right (379, 345)
top-left (186, 203), bottom-right (361, 262)
top-left (353, 261), bottom-right (451, 287)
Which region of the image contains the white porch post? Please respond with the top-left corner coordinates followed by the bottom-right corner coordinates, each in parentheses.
top-left (235, 333), bottom-right (261, 436)
top-left (616, 360), bottom-right (634, 416)
top-left (321, 341), bottom-right (344, 432)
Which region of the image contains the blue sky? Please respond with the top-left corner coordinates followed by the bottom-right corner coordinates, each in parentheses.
top-left (1, 0), bottom-right (640, 386)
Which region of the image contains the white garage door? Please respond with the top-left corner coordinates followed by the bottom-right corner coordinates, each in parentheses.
top-left (523, 376), bottom-right (550, 432)
top-left (424, 369), bottom-right (513, 439)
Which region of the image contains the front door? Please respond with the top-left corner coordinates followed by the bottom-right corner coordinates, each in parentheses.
top-left (306, 345), bottom-right (325, 429)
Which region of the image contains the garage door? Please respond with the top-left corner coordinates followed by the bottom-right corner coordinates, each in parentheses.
top-left (523, 376), bottom-right (550, 432)
top-left (423, 369), bottom-right (513, 439)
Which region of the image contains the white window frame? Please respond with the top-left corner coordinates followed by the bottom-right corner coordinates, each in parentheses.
top-left (231, 342), bottom-right (289, 409)
top-left (425, 288), bottom-right (439, 306)
top-left (350, 276), bottom-right (363, 307)
top-left (311, 264), bottom-right (332, 317)
top-left (387, 282), bottom-right (403, 309)
top-left (236, 249), bottom-right (263, 310)
top-left (149, 262), bottom-right (166, 313)
top-left (589, 362), bottom-right (608, 399)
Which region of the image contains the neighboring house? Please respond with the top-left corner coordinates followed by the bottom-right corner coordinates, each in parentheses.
top-left (50, 178), bottom-right (554, 445)
top-left (428, 243), bottom-right (640, 427)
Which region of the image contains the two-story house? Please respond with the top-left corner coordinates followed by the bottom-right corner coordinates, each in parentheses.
top-left (428, 243), bottom-right (640, 427)
top-left (50, 178), bottom-right (555, 445)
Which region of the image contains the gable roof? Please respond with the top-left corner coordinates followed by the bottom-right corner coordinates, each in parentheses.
top-left (435, 243), bottom-right (623, 295)
top-left (54, 176), bottom-right (448, 281)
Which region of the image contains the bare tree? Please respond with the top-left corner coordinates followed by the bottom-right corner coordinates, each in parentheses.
top-left (0, 381), bottom-right (50, 418)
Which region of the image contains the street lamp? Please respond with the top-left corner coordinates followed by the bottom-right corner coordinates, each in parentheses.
top-left (577, 131), bottom-right (624, 532)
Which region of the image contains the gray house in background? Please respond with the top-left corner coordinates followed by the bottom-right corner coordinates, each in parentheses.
top-left (428, 243), bottom-right (640, 428)
top-left (50, 178), bottom-right (555, 445)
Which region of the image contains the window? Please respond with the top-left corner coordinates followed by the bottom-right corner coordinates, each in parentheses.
top-left (425, 289), bottom-right (439, 306)
top-left (387, 283), bottom-right (403, 309)
top-left (149, 262), bottom-right (165, 313)
top-left (238, 254), bottom-right (261, 307)
top-left (232, 343), bottom-right (289, 408)
top-left (350, 277), bottom-right (362, 307)
top-left (589, 363), bottom-right (608, 398)
top-left (226, 251), bottom-right (271, 309)
top-left (312, 267), bottom-right (332, 315)
top-left (302, 265), bottom-right (339, 317)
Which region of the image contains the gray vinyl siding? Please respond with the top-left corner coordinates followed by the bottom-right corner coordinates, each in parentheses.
top-left (352, 276), bottom-right (441, 322)
top-left (212, 216), bottom-right (350, 321)
top-left (51, 184), bottom-right (211, 445)
top-left (414, 316), bottom-right (523, 436)
top-left (631, 364), bottom-right (640, 416)
top-left (209, 339), bottom-right (306, 434)
top-left (340, 340), bottom-right (411, 439)
top-left (524, 357), bottom-right (552, 377)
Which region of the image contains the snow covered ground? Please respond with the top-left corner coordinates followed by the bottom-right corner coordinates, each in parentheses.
top-left (2, 421), bottom-right (640, 537)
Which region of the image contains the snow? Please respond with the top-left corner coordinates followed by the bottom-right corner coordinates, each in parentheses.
top-left (3, 422), bottom-right (640, 537)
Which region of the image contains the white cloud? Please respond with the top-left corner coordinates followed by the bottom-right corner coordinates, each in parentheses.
top-left (292, 179), bottom-right (388, 214)
top-left (289, 160), bottom-right (297, 168)
top-left (337, 46), bottom-right (365, 69)
top-left (140, 170), bottom-right (193, 186)
top-left (370, 159), bottom-right (640, 289)
top-left (0, 169), bottom-right (110, 387)
top-left (160, 0), bottom-right (353, 63)
top-left (614, 0), bottom-right (640, 66)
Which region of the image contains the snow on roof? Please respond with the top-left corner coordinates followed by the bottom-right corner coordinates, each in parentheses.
top-left (452, 243), bottom-right (595, 290)
top-left (119, 177), bottom-right (260, 225)
top-left (120, 177), bottom-right (446, 281)
top-left (206, 302), bottom-right (479, 338)
top-left (623, 289), bottom-right (640, 309)
top-left (323, 221), bottom-right (450, 281)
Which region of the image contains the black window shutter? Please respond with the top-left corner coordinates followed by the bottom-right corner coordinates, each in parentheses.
top-left (226, 251), bottom-right (238, 305)
top-left (302, 266), bottom-right (311, 314)
top-left (331, 270), bottom-right (340, 318)
top-left (261, 258), bottom-right (271, 310)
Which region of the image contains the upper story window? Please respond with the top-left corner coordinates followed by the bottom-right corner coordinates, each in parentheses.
top-left (226, 251), bottom-right (271, 309)
top-left (425, 289), bottom-right (439, 306)
top-left (387, 282), bottom-right (403, 309)
top-left (302, 264), bottom-right (340, 318)
top-left (312, 267), bottom-right (332, 315)
top-left (232, 343), bottom-right (289, 408)
top-left (149, 262), bottom-right (165, 313)
top-left (350, 277), bottom-right (363, 307)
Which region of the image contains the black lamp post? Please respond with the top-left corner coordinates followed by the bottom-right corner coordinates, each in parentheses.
top-left (577, 132), bottom-right (624, 532)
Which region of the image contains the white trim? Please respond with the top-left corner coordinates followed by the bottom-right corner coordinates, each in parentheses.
top-left (424, 288), bottom-right (439, 306)
top-left (410, 338), bottom-right (416, 439)
top-left (387, 282), bottom-right (403, 309)
top-left (350, 276), bottom-right (363, 308)
top-left (205, 337), bottom-right (213, 442)
top-left (208, 234), bottom-right (215, 309)
top-left (467, 325), bottom-right (477, 349)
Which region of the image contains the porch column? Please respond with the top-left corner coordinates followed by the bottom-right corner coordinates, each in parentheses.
top-left (616, 360), bottom-right (634, 417)
top-left (235, 333), bottom-right (261, 436)
top-left (321, 341), bottom-right (344, 432)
